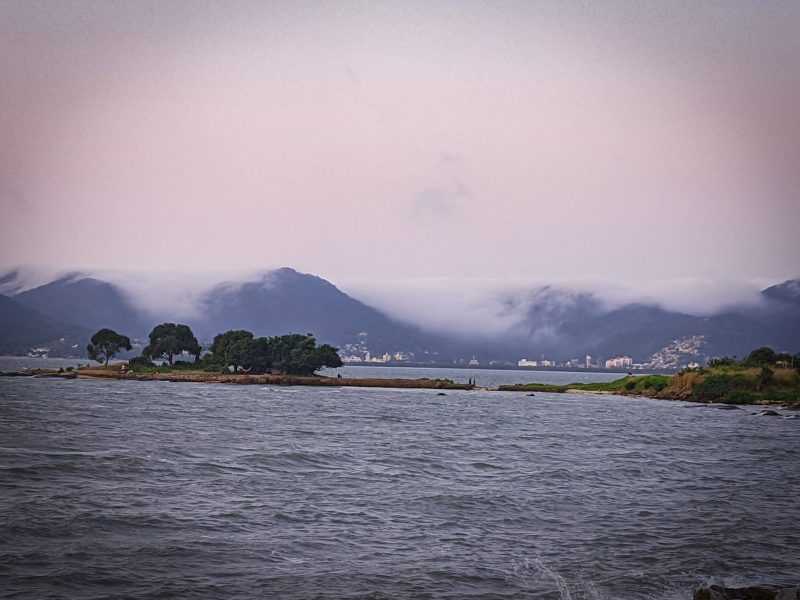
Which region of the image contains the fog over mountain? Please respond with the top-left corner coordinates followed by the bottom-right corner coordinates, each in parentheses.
top-left (1, 265), bottom-right (797, 366)
top-left (0, 265), bottom-right (775, 336)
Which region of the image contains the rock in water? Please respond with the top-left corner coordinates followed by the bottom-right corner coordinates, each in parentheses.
top-left (693, 585), bottom-right (800, 599)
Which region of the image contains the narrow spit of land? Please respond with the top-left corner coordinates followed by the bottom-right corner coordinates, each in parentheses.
top-left (2, 365), bottom-right (799, 406)
top-left (0, 366), bottom-right (472, 390)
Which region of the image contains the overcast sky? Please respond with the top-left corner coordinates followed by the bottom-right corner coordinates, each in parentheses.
top-left (2, 1), bottom-right (799, 306)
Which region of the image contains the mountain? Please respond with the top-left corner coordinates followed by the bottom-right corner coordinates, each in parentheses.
top-left (12, 274), bottom-right (149, 338)
top-left (198, 268), bottom-right (436, 356)
top-left (1, 268), bottom-right (798, 365)
top-left (761, 278), bottom-right (800, 305)
top-left (501, 280), bottom-right (800, 363)
top-left (0, 294), bottom-right (90, 355)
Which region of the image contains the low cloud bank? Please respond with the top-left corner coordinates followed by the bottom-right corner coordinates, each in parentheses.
top-left (342, 276), bottom-right (770, 337)
top-left (0, 265), bottom-right (778, 338)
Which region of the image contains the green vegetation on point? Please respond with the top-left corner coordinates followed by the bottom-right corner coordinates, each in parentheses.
top-left (89, 323), bottom-right (343, 377)
top-left (500, 347), bottom-right (799, 404)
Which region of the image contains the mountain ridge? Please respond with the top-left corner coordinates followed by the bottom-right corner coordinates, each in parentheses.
top-left (0, 268), bottom-right (797, 364)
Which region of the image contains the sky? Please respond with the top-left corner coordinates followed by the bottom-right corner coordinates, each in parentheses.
top-left (1, 1), bottom-right (799, 318)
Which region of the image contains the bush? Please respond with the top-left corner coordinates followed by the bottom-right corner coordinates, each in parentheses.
top-left (724, 390), bottom-right (756, 404)
top-left (707, 356), bottom-right (738, 368)
top-left (692, 375), bottom-right (732, 400)
top-left (128, 355), bottom-right (154, 367)
top-left (624, 380), bottom-right (636, 390)
top-left (127, 355), bottom-right (155, 372)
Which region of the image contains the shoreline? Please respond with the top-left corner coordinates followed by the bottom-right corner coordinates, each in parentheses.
top-left (2, 367), bottom-right (797, 407)
top-left (0, 367), bottom-right (472, 390)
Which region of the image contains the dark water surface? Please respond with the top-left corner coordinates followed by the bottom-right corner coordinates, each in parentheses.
top-left (1, 376), bottom-right (798, 599)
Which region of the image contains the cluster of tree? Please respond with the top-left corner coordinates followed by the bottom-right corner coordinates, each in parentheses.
top-left (87, 324), bottom-right (342, 376)
top-left (208, 330), bottom-right (342, 375)
top-left (707, 346), bottom-right (799, 369)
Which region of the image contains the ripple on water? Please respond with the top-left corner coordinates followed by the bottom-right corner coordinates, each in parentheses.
top-left (0, 377), bottom-right (798, 599)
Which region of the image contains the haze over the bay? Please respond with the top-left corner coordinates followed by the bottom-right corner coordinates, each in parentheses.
top-left (2, 1), bottom-right (799, 319)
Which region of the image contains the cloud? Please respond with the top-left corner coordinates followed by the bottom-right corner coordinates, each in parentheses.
top-left (411, 181), bottom-right (471, 219)
top-left (342, 275), bottom-right (770, 337)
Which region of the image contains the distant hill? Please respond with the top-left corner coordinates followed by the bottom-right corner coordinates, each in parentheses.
top-left (0, 294), bottom-right (89, 355)
top-left (762, 278), bottom-right (800, 305)
top-left (198, 268), bottom-right (435, 355)
top-left (495, 280), bottom-right (800, 363)
top-left (12, 274), bottom-right (149, 338)
top-left (0, 269), bottom-right (798, 364)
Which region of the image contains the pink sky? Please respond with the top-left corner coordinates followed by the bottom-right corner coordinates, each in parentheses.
top-left (2, 1), bottom-right (799, 296)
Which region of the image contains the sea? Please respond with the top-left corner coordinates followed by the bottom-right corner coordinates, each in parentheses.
top-left (1, 357), bottom-right (798, 599)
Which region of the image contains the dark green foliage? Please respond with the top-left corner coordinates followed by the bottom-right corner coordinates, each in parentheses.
top-left (87, 327), bottom-right (132, 366)
top-left (207, 331), bottom-right (342, 375)
top-left (210, 330), bottom-right (255, 372)
top-left (268, 333), bottom-right (343, 375)
top-left (723, 390), bottom-right (757, 404)
top-left (624, 380), bottom-right (636, 390)
top-left (143, 323), bottom-right (200, 365)
top-left (707, 356), bottom-right (738, 368)
top-left (636, 375), bottom-right (669, 391)
top-left (692, 375), bottom-right (732, 401)
top-left (743, 347), bottom-right (777, 366)
top-left (128, 355), bottom-right (154, 368)
top-left (759, 366), bottom-right (774, 390)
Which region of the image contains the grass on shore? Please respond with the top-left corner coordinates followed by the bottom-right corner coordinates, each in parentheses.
top-left (498, 374), bottom-right (670, 394)
top-left (500, 367), bottom-right (800, 405)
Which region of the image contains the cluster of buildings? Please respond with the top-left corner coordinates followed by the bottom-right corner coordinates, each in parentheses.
top-left (517, 354), bottom-right (636, 370)
top-left (645, 335), bottom-right (705, 370)
top-left (341, 351), bottom-right (412, 364)
top-left (338, 331), bottom-right (707, 372)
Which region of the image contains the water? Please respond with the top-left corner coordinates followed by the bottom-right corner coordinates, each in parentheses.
top-left (323, 365), bottom-right (625, 388)
top-left (0, 356), bottom-right (89, 371)
top-left (1, 374), bottom-right (798, 599)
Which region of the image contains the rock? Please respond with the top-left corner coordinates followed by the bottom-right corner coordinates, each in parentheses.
top-left (436, 392), bottom-right (447, 396)
top-left (693, 585), bottom-right (800, 600)
top-left (711, 404), bottom-right (740, 410)
top-left (527, 393), bottom-right (536, 397)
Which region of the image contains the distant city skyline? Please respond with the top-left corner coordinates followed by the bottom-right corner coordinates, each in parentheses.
top-left (2, 2), bottom-right (799, 298)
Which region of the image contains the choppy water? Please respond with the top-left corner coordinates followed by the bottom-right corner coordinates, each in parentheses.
top-left (1, 374), bottom-right (798, 599)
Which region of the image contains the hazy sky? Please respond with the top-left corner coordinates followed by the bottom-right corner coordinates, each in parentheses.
top-left (2, 1), bottom-right (799, 300)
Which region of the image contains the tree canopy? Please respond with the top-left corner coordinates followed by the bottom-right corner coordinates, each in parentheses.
top-left (210, 329), bottom-right (255, 373)
top-left (208, 331), bottom-right (342, 375)
top-left (87, 328), bottom-right (132, 366)
top-left (144, 322), bottom-right (200, 365)
top-left (743, 347), bottom-right (777, 366)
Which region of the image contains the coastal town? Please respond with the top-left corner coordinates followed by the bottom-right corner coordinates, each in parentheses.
top-left (339, 334), bottom-right (708, 372)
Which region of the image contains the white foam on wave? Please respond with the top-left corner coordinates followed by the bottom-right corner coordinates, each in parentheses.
top-left (512, 556), bottom-right (606, 600)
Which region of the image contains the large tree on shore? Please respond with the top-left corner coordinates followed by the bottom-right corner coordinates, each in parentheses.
top-left (144, 322), bottom-right (200, 365)
top-left (208, 330), bottom-right (342, 375)
top-left (269, 333), bottom-right (342, 375)
top-left (87, 328), bottom-right (132, 366)
top-left (210, 329), bottom-right (255, 373)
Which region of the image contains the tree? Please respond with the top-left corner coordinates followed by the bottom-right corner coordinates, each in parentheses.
top-left (210, 330), bottom-right (254, 372)
top-left (743, 347), bottom-right (777, 367)
top-left (313, 343), bottom-right (344, 372)
top-left (143, 322), bottom-right (200, 365)
top-left (269, 333), bottom-right (342, 375)
top-left (87, 328), bottom-right (132, 366)
top-left (208, 331), bottom-right (342, 375)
